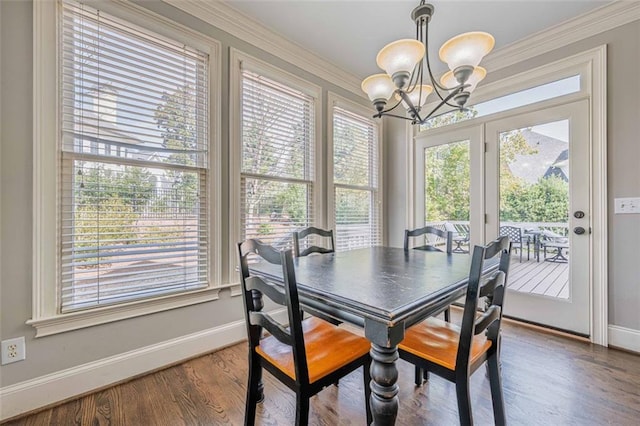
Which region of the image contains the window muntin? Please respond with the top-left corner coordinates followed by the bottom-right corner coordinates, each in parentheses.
top-left (60, 0), bottom-right (210, 311)
top-left (332, 106), bottom-right (381, 251)
top-left (240, 69), bottom-right (315, 248)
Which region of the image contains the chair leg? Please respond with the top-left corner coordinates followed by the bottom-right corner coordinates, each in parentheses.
top-left (455, 376), bottom-right (473, 426)
top-left (364, 358), bottom-right (372, 425)
top-left (488, 352), bottom-right (507, 426)
top-left (295, 392), bottom-right (309, 426)
top-left (414, 366), bottom-right (424, 386)
top-left (245, 357), bottom-right (261, 426)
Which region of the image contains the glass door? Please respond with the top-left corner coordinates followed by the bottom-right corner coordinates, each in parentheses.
top-left (485, 100), bottom-right (590, 335)
top-left (414, 126), bottom-right (483, 251)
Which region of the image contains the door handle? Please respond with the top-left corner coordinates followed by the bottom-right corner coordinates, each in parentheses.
top-left (574, 226), bottom-right (586, 235)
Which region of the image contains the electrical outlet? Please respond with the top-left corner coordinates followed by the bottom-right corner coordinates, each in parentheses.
top-left (1, 337), bottom-right (26, 365)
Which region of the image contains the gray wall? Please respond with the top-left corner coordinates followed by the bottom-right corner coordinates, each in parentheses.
top-left (385, 21), bottom-right (640, 331)
top-left (0, 0), bottom-right (367, 387)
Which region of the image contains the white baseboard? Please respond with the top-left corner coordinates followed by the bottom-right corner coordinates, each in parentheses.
top-left (0, 309), bottom-right (287, 421)
top-left (608, 325), bottom-right (640, 353)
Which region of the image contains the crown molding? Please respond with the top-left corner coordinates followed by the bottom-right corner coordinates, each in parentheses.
top-left (162, 0), bottom-right (364, 97)
top-left (160, 1), bottom-right (639, 100)
top-left (483, 0), bottom-right (640, 72)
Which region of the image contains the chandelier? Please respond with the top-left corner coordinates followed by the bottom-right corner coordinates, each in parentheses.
top-left (361, 1), bottom-right (494, 125)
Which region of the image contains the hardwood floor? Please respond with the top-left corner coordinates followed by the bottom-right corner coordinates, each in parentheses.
top-left (5, 317), bottom-right (640, 425)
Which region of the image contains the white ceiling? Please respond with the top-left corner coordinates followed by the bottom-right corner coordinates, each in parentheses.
top-left (226, 0), bottom-right (609, 79)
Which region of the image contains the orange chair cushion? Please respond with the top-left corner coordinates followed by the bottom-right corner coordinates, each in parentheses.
top-left (256, 317), bottom-right (370, 384)
top-left (399, 317), bottom-right (492, 370)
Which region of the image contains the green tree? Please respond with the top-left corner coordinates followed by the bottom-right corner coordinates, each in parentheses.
top-left (425, 141), bottom-right (471, 222)
top-left (155, 85), bottom-right (199, 213)
top-left (423, 109), bottom-right (478, 223)
top-left (240, 81), bottom-right (309, 226)
top-left (501, 175), bottom-right (569, 223)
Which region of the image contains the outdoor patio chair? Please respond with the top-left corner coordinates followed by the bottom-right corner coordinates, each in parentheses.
top-left (499, 225), bottom-right (529, 262)
top-left (444, 222), bottom-right (470, 253)
top-left (540, 229), bottom-right (570, 263)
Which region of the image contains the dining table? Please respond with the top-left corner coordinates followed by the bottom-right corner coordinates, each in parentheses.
top-left (249, 246), bottom-right (498, 425)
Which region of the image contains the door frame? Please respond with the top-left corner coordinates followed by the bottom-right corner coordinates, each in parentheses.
top-left (407, 46), bottom-right (607, 345)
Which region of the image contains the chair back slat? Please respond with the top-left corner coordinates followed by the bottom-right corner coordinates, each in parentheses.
top-left (404, 226), bottom-right (453, 253)
top-left (299, 246), bottom-right (334, 257)
top-left (245, 276), bottom-right (287, 306)
top-left (238, 239), bottom-right (310, 384)
top-left (479, 270), bottom-right (505, 298)
top-left (249, 311), bottom-right (293, 345)
top-left (456, 236), bottom-right (511, 369)
top-left (293, 227), bottom-right (335, 257)
top-left (473, 305), bottom-right (501, 336)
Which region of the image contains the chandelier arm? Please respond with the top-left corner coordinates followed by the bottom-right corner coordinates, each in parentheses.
top-left (417, 88), bottom-right (464, 123)
top-left (397, 90), bottom-right (423, 122)
top-left (373, 95), bottom-right (405, 118)
top-left (420, 18), bottom-right (461, 110)
top-left (378, 112), bottom-right (416, 121)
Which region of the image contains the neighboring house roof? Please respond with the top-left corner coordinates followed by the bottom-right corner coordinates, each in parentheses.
top-left (510, 129), bottom-right (568, 184)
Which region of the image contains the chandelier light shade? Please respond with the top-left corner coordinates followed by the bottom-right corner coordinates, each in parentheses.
top-left (361, 74), bottom-right (396, 102)
top-left (439, 32), bottom-right (495, 72)
top-left (361, 1), bottom-right (494, 124)
top-left (396, 84), bottom-right (433, 109)
top-left (376, 39), bottom-right (425, 89)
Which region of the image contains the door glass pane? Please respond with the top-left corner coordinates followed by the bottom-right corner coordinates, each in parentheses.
top-left (424, 140), bottom-right (471, 253)
top-left (499, 120), bottom-right (570, 298)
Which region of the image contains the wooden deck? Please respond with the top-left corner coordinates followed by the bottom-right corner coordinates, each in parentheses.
top-left (508, 256), bottom-right (569, 299)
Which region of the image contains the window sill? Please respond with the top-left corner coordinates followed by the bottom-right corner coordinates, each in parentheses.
top-left (27, 287), bottom-right (221, 337)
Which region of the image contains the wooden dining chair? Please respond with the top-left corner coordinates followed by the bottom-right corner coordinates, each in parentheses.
top-left (238, 239), bottom-right (372, 426)
top-left (405, 225), bottom-right (453, 325)
top-left (293, 226), bottom-right (335, 257)
top-left (404, 226), bottom-right (455, 384)
top-left (404, 225), bottom-right (453, 254)
top-left (399, 236), bottom-right (511, 426)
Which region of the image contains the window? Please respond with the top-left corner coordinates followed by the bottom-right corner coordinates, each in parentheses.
top-left (58, 0), bottom-right (212, 312)
top-left (329, 95), bottom-right (382, 251)
top-left (421, 75), bottom-right (581, 130)
top-left (12, 0), bottom-right (222, 328)
top-left (238, 66), bottom-right (317, 249)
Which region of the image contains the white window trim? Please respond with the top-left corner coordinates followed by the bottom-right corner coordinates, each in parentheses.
top-left (409, 46), bottom-right (608, 346)
top-left (327, 92), bottom-right (384, 247)
top-left (30, 0), bottom-right (222, 337)
top-left (229, 49), bottom-right (322, 293)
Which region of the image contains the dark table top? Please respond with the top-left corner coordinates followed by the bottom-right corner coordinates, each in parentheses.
top-left (250, 246), bottom-right (496, 328)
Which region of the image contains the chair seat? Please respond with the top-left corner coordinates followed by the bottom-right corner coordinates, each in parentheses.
top-left (256, 317), bottom-right (370, 383)
top-left (399, 317), bottom-right (492, 370)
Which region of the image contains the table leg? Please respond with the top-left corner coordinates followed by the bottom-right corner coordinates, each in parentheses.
top-left (369, 343), bottom-right (399, 425)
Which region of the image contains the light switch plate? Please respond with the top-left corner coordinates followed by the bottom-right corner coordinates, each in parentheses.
top-left (614, 197), bottom-right (640, 214)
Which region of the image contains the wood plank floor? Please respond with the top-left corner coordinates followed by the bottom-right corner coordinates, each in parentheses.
top-left (6, 314), bottom-right (640, 426)
top-left (508, 257), bottom-right (569, 299)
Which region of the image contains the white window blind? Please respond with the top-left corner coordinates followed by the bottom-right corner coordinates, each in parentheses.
top-left (240, 69), bottom-right (315, 249)
top-left (333, 107), bottom-right (381, 251)
top-left (60, 0), bottom-right (210, 312)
